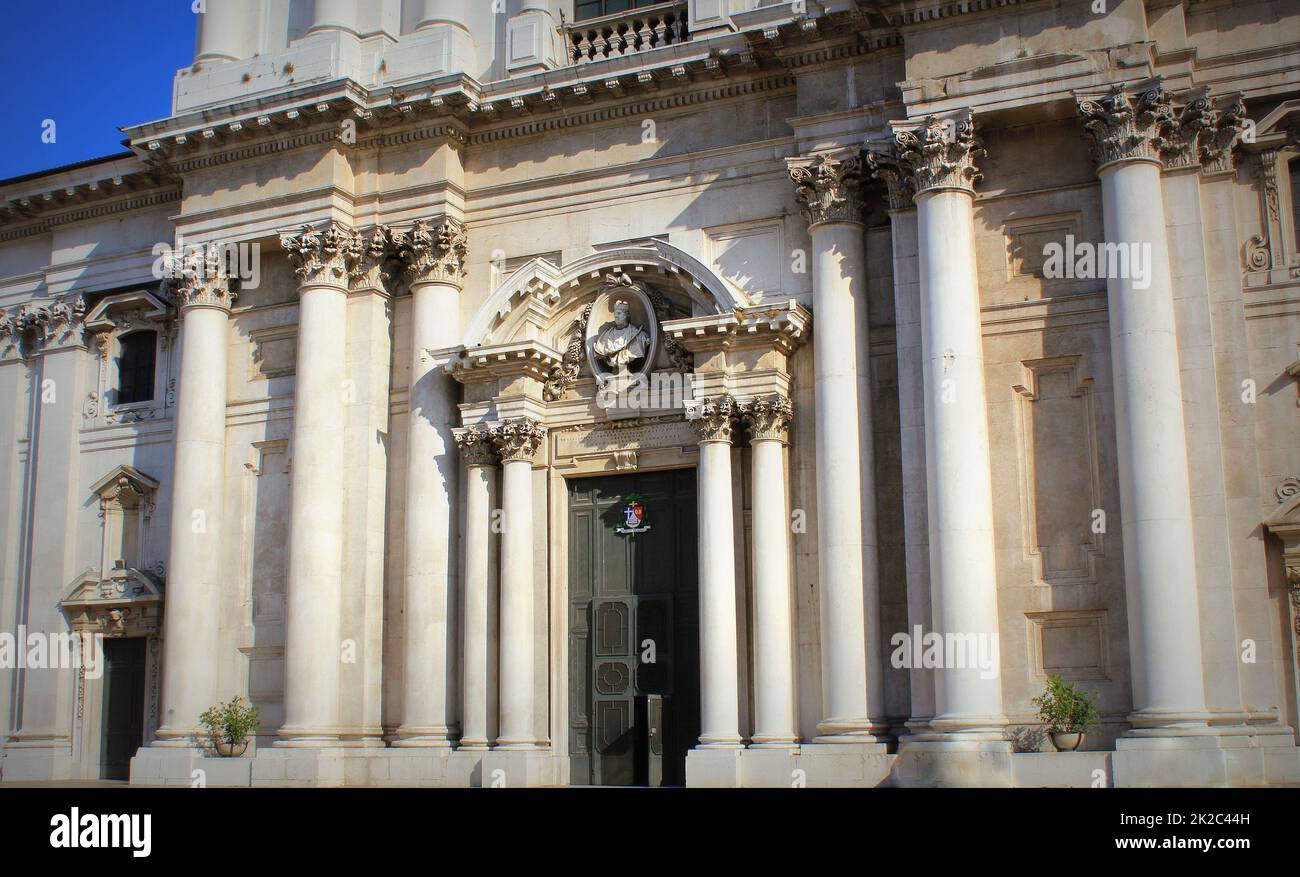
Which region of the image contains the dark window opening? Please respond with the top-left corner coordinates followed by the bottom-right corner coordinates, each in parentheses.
top-left (116, 331), bottom-right (157, 405)
top-left (1291, 158), bottom-right (1300, 252)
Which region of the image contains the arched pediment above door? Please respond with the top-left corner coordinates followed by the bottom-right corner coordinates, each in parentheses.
top-left (463, 239), bottom-right (749, 350)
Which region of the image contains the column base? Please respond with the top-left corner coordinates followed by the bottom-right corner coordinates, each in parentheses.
top-left (749, 735), bottom-right (800, 749)
top-left (390, 727), bottom-right (456, 748)
top-left (274, 728), bottom-right (342, 747)
top-left (813, 716), bottom-right (892, 745)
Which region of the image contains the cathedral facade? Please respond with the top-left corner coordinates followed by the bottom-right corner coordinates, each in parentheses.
top-left (2, 0), bottom-right (1300, 787)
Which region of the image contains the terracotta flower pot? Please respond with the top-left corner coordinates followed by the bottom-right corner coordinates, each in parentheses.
top-left (214, 738), bottom-right (249, 757)
top-left (1050, 731), bottom-right (1083, 751)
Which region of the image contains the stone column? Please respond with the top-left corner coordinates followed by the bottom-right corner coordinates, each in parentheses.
top-left (742, 396), bottom-right (797, 747)
top-left (155, 258), bottom-right (234, 744)
top-left (787, 153), bottom-right (887, 744)
top-left (277, 222), bottom-right (369, 745)
top-left (866, 151), bottom-right (937, 738)
top-left (889, 114), bottom-right (1006, 742)
top-left (492, 418), bottom-right (545, 749)
top-left (417, 0), bottom-right (469, 31)
top-left (690, 396), bottom-right (743, 748)
top-left (309, 0), bottom-right (359, 35)
top-left (1077, 86), bottom-right (1210, 734)
top-left (194, 0), bottom-right (251, 63)
top-left (455, 426), bottom-right (499, 749)
top-left (392, 218), bottom-right (468, 747)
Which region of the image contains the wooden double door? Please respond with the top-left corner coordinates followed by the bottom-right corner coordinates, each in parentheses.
top-left (567, 470), bottom-right (700, 786)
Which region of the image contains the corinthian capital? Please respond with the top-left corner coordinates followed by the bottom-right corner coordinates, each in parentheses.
top-left (392, 218), bottom-right (468, 286)
top-left (1156, 92), bottom-right (1246, 175)
top-left (1076, 84), bottom-right (1175, 170)
top-left (891, 113), bottom-right (984, 197)
top-left (165, 251), bottom-right (236, 312)
top-left (455, 425), bottom-right (499, 466)
top-left (491, 418), bottom-right (545, 463)
top-left (0, 296), bottom-right (87, 358)
top-left (864, 148), bottom-right (916, 211)
top-left (741, 395), bottom-right (793, 443)
top-left (280, 221), bottom-right (367, 289)
top-left (689, 395), bottom-right (738, 443)
top-left (788, 154), bottom-right (865, 227)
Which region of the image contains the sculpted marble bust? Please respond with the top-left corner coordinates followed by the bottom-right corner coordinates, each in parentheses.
top-left (592, 299), bottom-right (650, 375)
top-left (584, 275), bottom-right (658, 389)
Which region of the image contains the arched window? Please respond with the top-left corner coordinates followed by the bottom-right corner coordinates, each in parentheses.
top-left (116, 330), bottom-right (157, 405)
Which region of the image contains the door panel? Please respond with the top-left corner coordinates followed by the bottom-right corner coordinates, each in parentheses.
top-left (100, 637), bottom-right (146, 781)
top-left (568, 470), bottom-right (699, 786)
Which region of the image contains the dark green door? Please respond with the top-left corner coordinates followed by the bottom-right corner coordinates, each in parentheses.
top-left (100, 637), bottom-right (146, 780)
top-left (568, 470), bottom-right (699, 786)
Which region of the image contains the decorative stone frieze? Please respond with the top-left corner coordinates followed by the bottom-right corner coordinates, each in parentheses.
top-left (689, 395), bottom-right (737, 443)
top-left (455, 426), bottom-right (499, 466)
top-left (741, 395), bottom-right (793, 443)
top-left (0, 296), bottom-right (87, 358)
top-left (162, 249), bottom-right (237, 312)
top-left (392, 218), bottom-right (468, 286)
top-left (280, 221), bottom-right (368, 289)
top-left (891, 113), bottom-right (984, 196)
top-left (1156, 92), bottom-right (1247, 174)
top-left (1076, 84), bottom-right (1174, 169)
top-left (491, 418), bottom-right (545, 462)
top-left (788, 154), bottom-right (865, 227)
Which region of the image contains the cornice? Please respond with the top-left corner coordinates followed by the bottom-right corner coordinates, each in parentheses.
top-left (1, 186), bottom-right (180, 243)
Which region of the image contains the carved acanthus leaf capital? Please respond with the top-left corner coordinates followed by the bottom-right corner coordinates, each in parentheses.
top-left (0, 296), bottom-right (87, 358)
top-left (789, 154), bottom-right (865, 227)
top-left (164, 250), bottom-right (236, 312)
top-left (491, 418), bottom-right (545, 462)
top-left (742, 395), bottom-right (793, 443)
top-left (1076, 85), bottom-right (1175, 170)
top-left (280, 221), bottom-right (368, 289)
top-left (864, 148), bottom-right (916, 210)
top-left (455, 426), bottom-right (499, 466)
top-left (392, 218), bottom-right (468, 286)
top-left (690, 395), bottom-right (738, 443)
top-left (1156, 92), bottom-right (1247, 174)
top-left (892, 114), bottom-right (985, 197)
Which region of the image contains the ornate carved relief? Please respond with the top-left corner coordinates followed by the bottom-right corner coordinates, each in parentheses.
top-left (1156, 92), bottom-right (1246, 174)
top-left (163, 250), bottom-right (236, 312)
top-left (741, 395), bottom-right (793, 443)
top-left (688, 394), bottom-right (738, 443)
top-left (392, 217), bottom-right (468, 286)
top-left (280, 221), bottom-right (368, 289)
top-left (891, 114), bottom-right (985, 196)
top-left (455, 425), bottom-right (499, 466)
top-left (864, 148), bottom-right (916, 210)
top-left (544, 302), bottom-right (594, 402)
top-left (1076, 84), bottom-right (1174, 169)
top-left (491, 418), bottom-right (546, 462)
top-left (788, 153), bottom-right (865, 226)
top-left (0, 296), bottom-right (87, 358)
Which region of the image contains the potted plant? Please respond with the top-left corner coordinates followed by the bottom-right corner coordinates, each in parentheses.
top-left (199, 696), bottom-right (261, 757)
top-left (1032, 674), bottom-right (1099, 751)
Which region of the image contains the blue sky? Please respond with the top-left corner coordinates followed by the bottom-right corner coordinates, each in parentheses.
top-left (0, 0), bottom-right (196, 180)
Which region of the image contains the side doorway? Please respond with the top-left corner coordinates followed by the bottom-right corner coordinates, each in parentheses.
top-left (99, 637), bottom-right (147, 781)
top-left (567, 469), bottom-right (700, 786)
